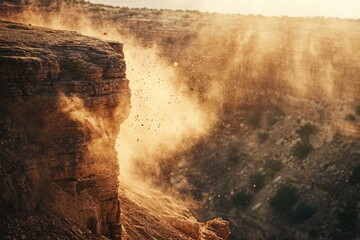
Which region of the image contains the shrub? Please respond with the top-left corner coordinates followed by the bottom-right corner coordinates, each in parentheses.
top-left (250, 172), bottom-right (265, 190)
top-left (232, 190), bottom-right (252, 208)
top-left (264, 159), bottom-right (283, 177)
top-left (349, 165), bottom-right (360, 185)
top-left (269, 184), bottom-right (299, 214)
top-left (288, 203), bottom-right (316, 224)
top-left (292, 141), bottom-right (313, 159)
top-left (164, 36), bottom-right (175, 44)
top-left (296, 123), bottom-right (316, 141)
top-left (247, 110), bottom-right (262, 129)
top-left (355, 105), bottom-right (360, 116)
top-left (257, 131), bottom-right (269, 143)
top-left (337, 201), bottom-right (358, 232)
top-left (345, 114), bottom-right (356, 122)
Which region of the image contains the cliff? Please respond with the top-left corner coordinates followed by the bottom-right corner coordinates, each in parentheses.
top-left (0, 19), bottom-right (231, 240)
top-left (1, 1), bottom-right (359, 239)
top-left (46, 4), bottom-right (359, 239)
top-left (0, 20), bottom-right (130, 238)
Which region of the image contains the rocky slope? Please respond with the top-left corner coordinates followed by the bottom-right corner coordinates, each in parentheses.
top-left (46, 3), bottom-right (359, 239)
top-left (0, 210), bottom-right (106, 240)
top-left (0, 19), bottom-right (231, 240)
top-left (1, 1), bottom-right (360, 239)
top-left (119, 179), bottom-right (230, 240)
top-left (0, 20), bottom-right (130, 238)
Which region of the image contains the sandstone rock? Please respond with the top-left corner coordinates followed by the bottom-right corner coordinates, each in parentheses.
top-left (203, 218), bottom-right (231, 240)
top-left (119, 179), bottom-right (230, 240)
top-left (0, 20), bottom-right (130, 239)
top-left (0, 19), bottom-right (230, 240)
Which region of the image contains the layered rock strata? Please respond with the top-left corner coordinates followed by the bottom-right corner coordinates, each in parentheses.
top-left (0, 20), bottom-right (130, 239)
top-left (0, 20), bottom-right (231, 240)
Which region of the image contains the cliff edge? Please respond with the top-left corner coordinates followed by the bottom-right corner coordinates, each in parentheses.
top-left (0, 20), bottom-right (130, 238)
top-left (0, 20), bottom-right (230, 240)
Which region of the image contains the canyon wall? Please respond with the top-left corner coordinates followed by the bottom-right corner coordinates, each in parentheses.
top-left (1, 1), bottom-right (358, 239)
top-left (0, 20), bottom-right (130, 238)
top-left (0, 18), bottom-right (231, 240)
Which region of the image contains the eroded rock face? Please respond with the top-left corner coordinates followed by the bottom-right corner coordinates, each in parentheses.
top-left (0, 20), bottom-right (130, 239)
top-left (119, 179), bottom-right (230, 240)
top-left (0, 19), bottom-right (231, 240)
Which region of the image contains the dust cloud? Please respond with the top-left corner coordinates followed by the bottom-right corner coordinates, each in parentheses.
top-left (180, 14), bottom-right (358, 105)
top-left (11, 3), bottom-right (216, 187)
top-left (117, 45), bottom-right (212, 181)
top-left (8, 1), bottom-right (359, 207)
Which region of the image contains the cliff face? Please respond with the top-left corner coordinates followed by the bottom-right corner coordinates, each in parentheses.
top-left (0, 19), bottom-right (231, 240)
top-left (46, 5), bottom-right (359, 239)
top-left (0, 20), bottom-right (130, 238)
top-left (2, 2), bottom-right (359, 239)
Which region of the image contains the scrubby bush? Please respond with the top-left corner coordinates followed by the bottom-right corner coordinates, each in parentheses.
top-left (296, 123), bottom-right (316, 141)
top-left (292, 141), bottom-right (313, 159)
top-left (250, 172), bottom-right (265, 190)
top-left (264, 159), bottom-right (283, 177)
top-left (337, 201), bottom-right (358, 232)
top-left (345, 114), bottom-right (356, 122)
top-left (232, 190), bottom-right (252, 208)
top-left (288, 203), bottom-right (316, 224)
top-left (269, 184), bottom-right (299, 214)
top-left (257, 131), bottom-right (269, 143)
top-left (355, 105), bottom-right (360, 116)
top-left (247, 110), bottom-right (262, 129)
top-left (349, 165), bottom-right (360, 185)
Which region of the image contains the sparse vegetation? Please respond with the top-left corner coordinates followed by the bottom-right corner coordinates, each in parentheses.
top-left (345, 113), bottom-right (356, 122)
top-left (337, 201), bottom-right (358, 232)
top-left (296, 123), bottom-right (316, 141)
top-left (292, 123), bottom-right (315, 159)
top-left (264, 159), bottom-right (283, 177)
top-left (292, 141), bottom-right (313, 159)
top-left (247, 110), bottom-right (262, 129)
top-left (355, 105), bottom-right (360, 116)
top-left (288, 203), bottom-right (316, 224)
top-left (349, 165), bottom-right (360, 185)
top-left (249, 172), bottom-right (265, 190)
top-left (164, 36), bottom-right (175, 45)
top-left (269, 184), bottom-right (299, 214)
top-left (232, 190), bottom-right (252, 208)
top-left (257, 131), bottom-right (269, 143)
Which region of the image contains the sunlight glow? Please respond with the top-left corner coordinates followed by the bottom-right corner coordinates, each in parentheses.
top-left (89, 0), bottom-right (360, 19)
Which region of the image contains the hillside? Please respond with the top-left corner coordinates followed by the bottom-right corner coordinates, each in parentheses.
top-left (0, 1), bottom-right (359, 239)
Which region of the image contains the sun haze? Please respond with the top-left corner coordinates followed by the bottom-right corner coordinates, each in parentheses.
top-left (89, 0), bottom-right (360, 19)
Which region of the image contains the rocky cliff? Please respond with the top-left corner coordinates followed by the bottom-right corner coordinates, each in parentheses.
top-left (0, 20), bottom-right (130, 238)
top-left (45, 4), bottom-right (359, 239)
top-left (1, 1), bottom-right (359, 239)
top-left (0, 19), bottom-right (231, 240)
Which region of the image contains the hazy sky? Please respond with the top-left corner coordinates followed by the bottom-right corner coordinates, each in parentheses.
top-left (89, 0), bottom-right (360, 19)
